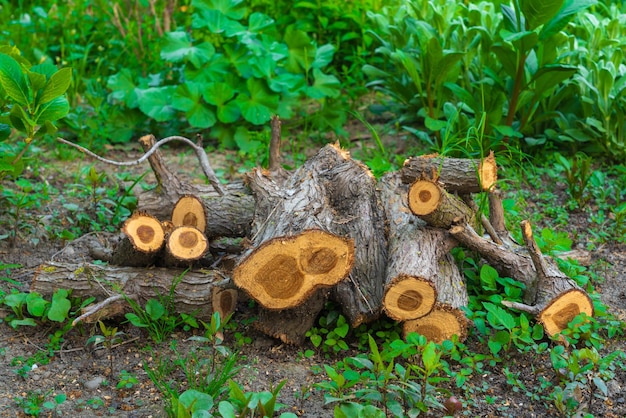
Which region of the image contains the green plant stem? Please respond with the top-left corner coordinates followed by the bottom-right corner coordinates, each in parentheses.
top-left (11, 139), bottom-right (34, 166)
top-left (505, 52), bottom-right (528, 130)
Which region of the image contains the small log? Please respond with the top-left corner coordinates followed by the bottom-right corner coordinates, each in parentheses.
top-left (402, 252), bottom-right (469, 343)
top-left (165, 226), bottom-right (209, 264)
top-left (380, 174), bottom-right (443, 321)
top-left (110, 212), bottom-right (165, 266)
top-left (401, 151), bottom-right (497, 192)
top-left (31, 262), bottom-right (234, 321)
top-left (172, 195), bottom-right (207, 234)
top-left (408, 179), bottom-right (476, 229)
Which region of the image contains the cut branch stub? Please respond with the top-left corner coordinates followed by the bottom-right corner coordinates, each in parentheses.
top-left (408, 179), bottom-right (475, 229)
top-left (122, 212), bottom-right (165, 253)
top-left (172, 195), bottom-right (207, 234)
top-left (383, 275), bottom-right (436, 321)
top-left (232, 229), bottom-right (355, 310)
top-left (166, 226), bottom-right (208, 262)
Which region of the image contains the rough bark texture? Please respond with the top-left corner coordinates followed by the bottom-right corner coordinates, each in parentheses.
top-left (31, 262), bottom-right (234, 321)
top-left (380, 174), bottom-right (444, 321)
top-left (401, 151), bottom-right (497, 193)
top-left (402, 252), bottom-right (469, 343)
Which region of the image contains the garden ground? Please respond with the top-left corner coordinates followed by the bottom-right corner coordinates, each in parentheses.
top-left (1, 137), bottom-right (625, 417)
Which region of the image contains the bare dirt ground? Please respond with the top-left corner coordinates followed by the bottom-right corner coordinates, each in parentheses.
top-left (1, 140), bottom-right (625, 418)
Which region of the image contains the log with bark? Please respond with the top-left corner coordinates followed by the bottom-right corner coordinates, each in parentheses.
top-left (234, 143), bottom-right (387, 343)
top-left (31, 262), bottom-right (236, 323)
top-left (401, 151), bottom-right (497, 193)
top-left (109, 212), bottom-right (165, 267)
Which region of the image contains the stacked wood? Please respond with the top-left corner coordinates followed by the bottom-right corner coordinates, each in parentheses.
top-left (109, 212), bottom-right (165, 266)
top-left (380, 173), bottom-right (469, 342)
top-left (48, 130), bottom-right (595, 345)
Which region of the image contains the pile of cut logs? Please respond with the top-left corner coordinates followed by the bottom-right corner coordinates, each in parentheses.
top-left (33, 123), bottom-right (593, 344)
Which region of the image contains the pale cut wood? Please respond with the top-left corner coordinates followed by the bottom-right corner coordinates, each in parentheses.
top-left (172, 195), bottom-right (207, 234)
top-left (166, 226), bottom-right (208, 262)
top-left (110, 212), bottom-right (165, 266)
top-left (408, 179), bottom-right (475, 229)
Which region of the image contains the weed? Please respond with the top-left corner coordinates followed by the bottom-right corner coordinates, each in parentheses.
top-left (306, 306), bottom-right (351, 355)
top-left (116, 369), bottom-right (139, 390)
top-left (14, 389), bottom-right (66, 417)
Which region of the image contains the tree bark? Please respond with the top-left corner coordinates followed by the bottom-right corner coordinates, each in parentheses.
top-left (401, 151), bottom-right (497, 193)
top-left (109, 212), bottom-right (165, 266)
top-left (408, 179), bottom-right (476, 229)
top-left (31, 262), bottom-right (235, 321)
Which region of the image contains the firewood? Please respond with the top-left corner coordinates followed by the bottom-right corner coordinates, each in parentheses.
top-left (110, 212), bottom-right (165, 266)
top-left (407, 179), bottom-right (476, 229)
top-left (402, 252), bottom-right (469, 343)
top-left (380, 174), bottom-right (442, 321)
top-left (171, 195), bottom-right (207, 234)
top-left (31, 262), bottom-right (235, 322)
top-left (401, 151), bottom-right (497, 192)
top-left (165, 226), bottom-right (209, 264)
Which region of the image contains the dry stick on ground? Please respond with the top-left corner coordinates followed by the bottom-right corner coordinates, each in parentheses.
top-left (109, 211), bottom-right (165, 266)
top-left (31, 262), bottom-right (236, 323)
top-left (401, 151), bottom-right (498, 193)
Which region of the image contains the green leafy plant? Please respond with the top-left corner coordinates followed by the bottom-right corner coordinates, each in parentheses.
top-left (306, 307), bottom-right (351, 354)
top-left (0, 177), bottom-right (50, 246)
top-left (0, 45), bottom-right (71, 178)
top-left (14, 389), bottom-right (66, 417)
top-left (219, 379), bottom-right (297, 418)
top-left (87, 320), bottom-right (127, 375)
top-left (117, 369), bottom-right (139, 390)
top-left (553, 152), bottom-right (594, 208)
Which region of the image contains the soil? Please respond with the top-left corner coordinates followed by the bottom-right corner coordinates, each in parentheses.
top-left (1, 139), bottom-right (625, 418)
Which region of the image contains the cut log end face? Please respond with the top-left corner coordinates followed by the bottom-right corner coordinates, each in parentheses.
top-left (233, 230), bottom-right (355, 310)
top-left (478, 152), bottom-right (498, 191)
top-left (403, 308), bottom-right (467, 344)
top-left (383, 276), bottom-right (436, 321)
top-left (123, 214), bottom-right (165, 253)
top-left (172, 195), bottom-right (207, 234)
top-left (168, 226), bottom-right (208, 260)
top-left (539, 289), bottom-right (594, 336)
top-left (408, 180), bottom-right (441, 216)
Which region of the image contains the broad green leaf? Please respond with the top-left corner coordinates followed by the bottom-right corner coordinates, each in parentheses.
top-left (484, 302), bottom-right (516, 331)
top-left (488, 339), bottom-right (502, 355)
top-left (422, 342), bottom-right (439, 371)
top-left (192, 8), bottom-right (246, 35)
top-left (192, 0), bottom-right (246, 20)
top-left (234, 78), bottom-right (277, 125)
top-left (161, 31), bottom-right (215, 67)
top-left (234, 126), bottom-right (261, 154)
top-left (479, 264), bottom-right (499, 291)
top-left (145, 298), bottom-right (165, 321)
top-left (107, 69), bottom-right (139, 107)
top-left (539, 0), bottom-right (596, 41)
top-left (27, 70), bottom-right (47, 93)
top-left (425, 116), bottom-right (448, 131)
top-left (335, 322), bottom-right (349, 338)
top-left (493, 124), bottom-right (524, 138)
top-left (0, 53), bottom-right (31, 105)
top-left (125, 313), bottom-right (147, 327)
top-left (284, 28), bottom-right (315, 72)
top-left (312, 44), bottom-right (335, 69)
top-left (172, 82), bottom-right (216, 128)
top-left (26, 293), bottom-right (48, 317)
top-left (501, 4), bottom-right (522, 32)
top-left (248, 12), bottom-right (274, 33)
top-left (10, 318), bottom-right (37, 328)
top-left (136, 86), bottom-right (177, 122)
top-left (531, 64), bottom-right (577, 98)
top-left (35, 96), bottom-right (69, 123)
top-left (0, 123), bottom-right (10, 141)
top-left (179, 389), bottom-right (214, 412)
top-left (202, 82), bottom-right (235, 106)
top-left (307, 69), bottom-right (340, 99)
top-left (520, 0), bottom-right (564, 30)
top-left (48, 289), bottom-right (71, 322)
top-left (444, 82), bottom-right (479, 112)
top-left (38, 67), bottom-right (72, 104)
